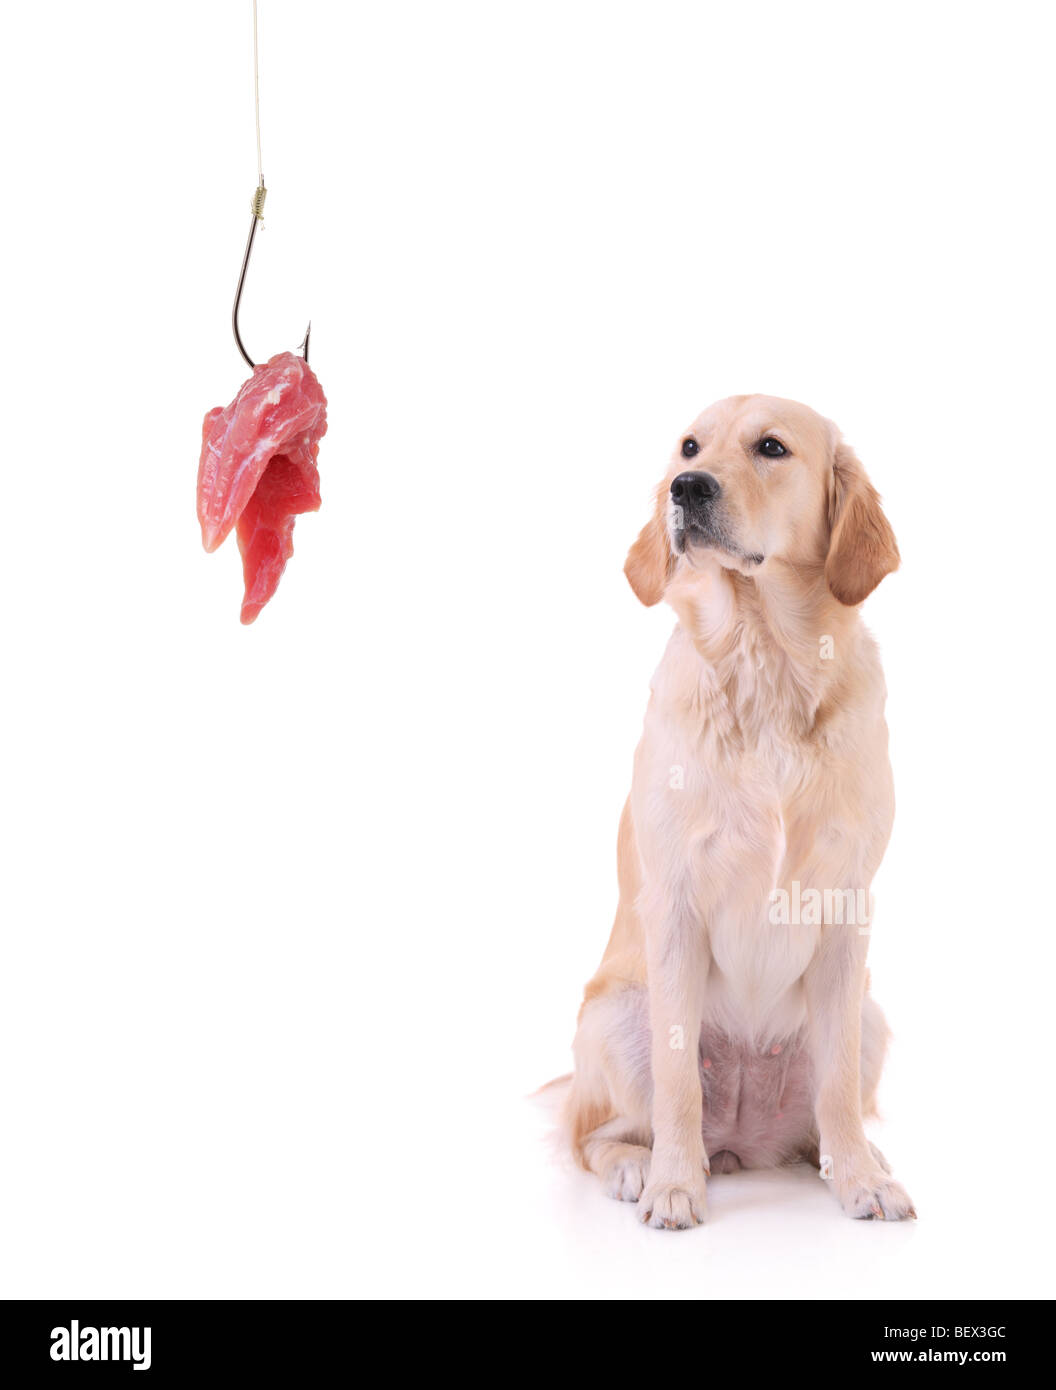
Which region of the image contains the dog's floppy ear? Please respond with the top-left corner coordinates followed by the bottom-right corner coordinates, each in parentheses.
top-left (624, 487), bottom-right (674, 606)
top-left (825, 442), bottom-right (899, 606)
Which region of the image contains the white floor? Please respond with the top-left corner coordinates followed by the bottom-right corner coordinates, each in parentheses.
top-left (400, 1092), bottom-right (1051, 1302)
top-left (3, 1079), bottom-right (1049, 1301)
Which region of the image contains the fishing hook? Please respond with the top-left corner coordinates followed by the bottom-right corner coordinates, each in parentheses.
top-left (232, 183), bottom-right (311, 370)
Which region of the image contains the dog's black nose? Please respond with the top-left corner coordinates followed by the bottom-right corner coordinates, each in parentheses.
top-left (671, 471), bottom-right (720, 506)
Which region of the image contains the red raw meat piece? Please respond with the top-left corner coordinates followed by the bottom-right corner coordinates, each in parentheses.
top-left (235, 451), bottom-right (321, 624)
top-left (197, 351), bottom-right (327, 623)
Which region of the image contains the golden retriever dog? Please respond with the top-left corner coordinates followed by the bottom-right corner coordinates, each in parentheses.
top-left (562, 394), bottom-right (914, 1228)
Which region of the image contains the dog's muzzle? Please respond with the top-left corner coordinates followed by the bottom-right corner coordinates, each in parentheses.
top-left (670, 471), bottom-right (721, 550)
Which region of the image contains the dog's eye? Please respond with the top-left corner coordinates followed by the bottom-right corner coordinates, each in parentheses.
top-left (681, 438), bottom-right (700, 458)
top-left (757, 437), bottom-right (786, 458)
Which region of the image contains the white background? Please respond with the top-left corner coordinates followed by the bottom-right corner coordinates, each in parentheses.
top-left (1, 0), bottom-right (1053, 1299)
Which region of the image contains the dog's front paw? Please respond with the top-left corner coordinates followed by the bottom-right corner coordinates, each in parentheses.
top-left (639, 1178), bottom-right (707, 1230)
top-left (834, 1166), bottom-right (916, 1221)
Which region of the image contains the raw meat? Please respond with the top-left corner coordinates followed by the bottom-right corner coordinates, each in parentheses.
top-left (197, 351), bottom-right (327, 623)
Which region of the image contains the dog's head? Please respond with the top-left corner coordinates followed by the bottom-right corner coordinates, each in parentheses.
top-left (624, 395), bottom-right (899, 608)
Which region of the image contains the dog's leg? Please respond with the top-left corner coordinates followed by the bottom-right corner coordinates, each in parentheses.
top-left (637, 905), bottom-right (709, 1229)
top-left (805, 925), bottom-right (915, 1220)
top-left (860, 990), bottom-right (890, 1117)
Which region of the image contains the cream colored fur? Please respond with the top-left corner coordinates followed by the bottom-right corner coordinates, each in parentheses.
top-left (563, 394), bottom-right (913, 1228)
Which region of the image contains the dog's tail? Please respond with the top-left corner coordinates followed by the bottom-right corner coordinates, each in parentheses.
top-left (532, 1072), bottom-right (572, 1097)
top-left (533, 1068), bottom-right (615, 1169)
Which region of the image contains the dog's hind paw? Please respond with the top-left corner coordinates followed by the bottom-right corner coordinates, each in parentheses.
top-left (605, 1147), bottom-right (651, 1203)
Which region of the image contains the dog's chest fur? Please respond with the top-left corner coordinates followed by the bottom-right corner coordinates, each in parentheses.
top-left (633, 605), bottom-right (879, 1042)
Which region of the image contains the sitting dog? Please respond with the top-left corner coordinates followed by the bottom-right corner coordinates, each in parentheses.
top-left (562, 394), bottom-right (914, 1228)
